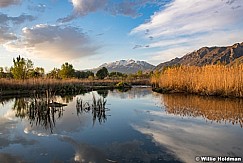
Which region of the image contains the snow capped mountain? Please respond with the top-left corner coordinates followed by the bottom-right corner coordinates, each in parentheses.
top-left (97, 59), bottom-right (155, 74)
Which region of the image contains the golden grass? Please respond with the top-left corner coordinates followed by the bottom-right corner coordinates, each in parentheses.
top-left (162, 94), bottom-right (243, 127)
top-left (0, 78), bottom-right (150, 92)
top-left (151, 65), bottom-right (243, 97)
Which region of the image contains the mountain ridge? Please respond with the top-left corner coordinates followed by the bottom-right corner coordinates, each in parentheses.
top-left (155, 42), bottom-right (243, 71)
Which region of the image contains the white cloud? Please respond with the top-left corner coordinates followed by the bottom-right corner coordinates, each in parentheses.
top-left (59, 0), bottom-right (107, 22)
top-left (0, 0), bottom-right (21, 8)
top-left (71, 0), bottom-right (107, 16)
top-left (131, 0), bottom-right (243, 63)
top-left (6, 24), bottom-right (99, 61)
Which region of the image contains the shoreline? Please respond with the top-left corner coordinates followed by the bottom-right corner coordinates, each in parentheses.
top-left (0, 79), bottom-right (150, 97)
top-left (152, 87), bottom-right (243, 99)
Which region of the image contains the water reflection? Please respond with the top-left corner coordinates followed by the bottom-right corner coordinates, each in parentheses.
top-left (162, 94), bottom-right (243, 127)
top-left (1, 88), bottom-right (243, 163)
top-left (76, 94), bottom-right (109, 125)
top-left (12, 98), bottom-right (66, 133)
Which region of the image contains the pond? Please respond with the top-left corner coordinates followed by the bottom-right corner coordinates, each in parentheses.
top-left (0, 87), bottom-right (242, 163)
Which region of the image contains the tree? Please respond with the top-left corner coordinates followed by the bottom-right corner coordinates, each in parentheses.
top-left (11, 55), bottom-right (33, 79)
top-left (47, 68), bottom-right (60, 79)
top-left (75, 71), bottom-right (94, 79)
top-left (28, 67), bottom-right (45, 78)
top-left (59, 62), bottom-right (75, 79)
top-left (96, 67), bottom-right (108, 79)
top-left (0, 67), bottom-right (4, 78)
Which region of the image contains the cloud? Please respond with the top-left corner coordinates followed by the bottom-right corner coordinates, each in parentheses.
top-left (0, 13), bottom-right (35, 25)
top-left (131, 0), bottom-right (243, 63)
top-left (0, 0), bottom-right (21, 8)
top-left (58, 0), bottom-right (107, 22)
top-left (6, 24), bottom-right (99, 61)
top-left (0, 13), bottom-right (35, 44)
top-left (0, 27), bottom-right (17, 43)
top-left (59, 0), bottom-right (163, 22)
top-left (28, 3), bottom-right (46, 13)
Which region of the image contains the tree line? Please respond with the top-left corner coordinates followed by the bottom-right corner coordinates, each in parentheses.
top-left (0, 55), bottom-right (150, 80)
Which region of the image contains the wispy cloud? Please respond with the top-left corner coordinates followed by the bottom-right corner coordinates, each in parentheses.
top-left (28, 3), bottom-right (47, 13)
top-left (6, 24), bottom-right (99, 61)
top-left (0, 0), bottom-right (21, 8)
top-left (131, 0), bottom-right (243, 63)
top-left (106, 0), bottom-right (159, 18)
top-left (0, 13), bottom-right (35, 25)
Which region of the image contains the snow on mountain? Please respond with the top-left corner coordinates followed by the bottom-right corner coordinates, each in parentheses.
top-left (96, 59), bottom-right (155, 74)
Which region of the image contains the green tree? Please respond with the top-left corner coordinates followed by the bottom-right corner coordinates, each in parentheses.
top-left (0, 67), bottom-right (4, 78)
top-left (47, 68), bottom-right (60, 79)
top-left (96, 67), bottom-right (108, 79)
top-left (75, 71), bottom-right (94, 79)
top-left (11, 55), bottom-right (33, 79)
top-left (59, 62), bottom-right (75, 79)
top-left (28, 67), bottom-right (45, 78)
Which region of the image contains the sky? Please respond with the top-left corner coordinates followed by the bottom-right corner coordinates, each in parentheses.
top-left (0, 0), bottom-right (243, 72)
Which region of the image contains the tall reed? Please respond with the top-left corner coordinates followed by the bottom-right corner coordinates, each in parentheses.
top-left (151, 65), bottom-right (243, 97)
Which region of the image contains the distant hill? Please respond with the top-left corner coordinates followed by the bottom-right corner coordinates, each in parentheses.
top-left (91, 59), bottom-right (155, 74)
top-left (155, 42), bottom-right (243, 71)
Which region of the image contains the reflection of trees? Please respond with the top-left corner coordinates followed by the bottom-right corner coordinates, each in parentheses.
top-left (162, 94), bottom-right (243, 127)
top-left (96, 90), bottom-right (108, 98)
top-left (76, 94), bottom-right (109, 126)
top-left (12, 97), bottom-right (67, 133)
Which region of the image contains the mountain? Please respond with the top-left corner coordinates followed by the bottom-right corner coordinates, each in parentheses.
top-left (155, 42), bottom-right (243, 71)
top-left (92, 59), bottom-right (155, 74)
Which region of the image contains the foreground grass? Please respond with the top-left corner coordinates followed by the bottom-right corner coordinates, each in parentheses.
top-left (151, 65), bottom-right (243, 97)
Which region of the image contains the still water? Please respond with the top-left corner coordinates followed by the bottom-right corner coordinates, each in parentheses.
top-left (0, 88), bottom-right (242, 163)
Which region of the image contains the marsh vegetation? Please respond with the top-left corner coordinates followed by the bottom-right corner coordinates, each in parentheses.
top-left (151, 65), bottom-right (243, 97)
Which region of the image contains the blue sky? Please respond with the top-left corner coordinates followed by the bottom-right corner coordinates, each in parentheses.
top-left (0, 0), bottom-right (243, 71)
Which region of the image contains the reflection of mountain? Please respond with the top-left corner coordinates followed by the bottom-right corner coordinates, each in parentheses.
top-left (108, 87), bottom-right (152, 99)
top-left (162, 94), bottom-right (243, 127)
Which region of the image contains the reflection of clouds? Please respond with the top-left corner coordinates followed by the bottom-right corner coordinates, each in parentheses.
top-left (106, 140), bottom-right (180, 162)
top-left (0, 115), bottom-right (37, 149)
top-left (133, 110), bottom-right (243, 163)
top-left (60, 136), bottom-right (110, 163)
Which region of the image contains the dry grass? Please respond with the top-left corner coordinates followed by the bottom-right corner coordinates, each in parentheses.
top-left (151, 65), bottom-right (243, 97)
top-left (0, 78), bottom-right (150, 94)
top-left (162, 94), bottom-right (243, 127)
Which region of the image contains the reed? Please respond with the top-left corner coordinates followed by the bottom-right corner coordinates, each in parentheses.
top-left (151, 65), bottom-right (243, 97)
top-left (0, 78), bottom-right (149, 93)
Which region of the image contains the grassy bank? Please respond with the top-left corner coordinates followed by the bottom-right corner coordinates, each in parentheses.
top-left (151, 65), bottom-right (243, 98)
top-left (0, 78), bottom-right (149, 96)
